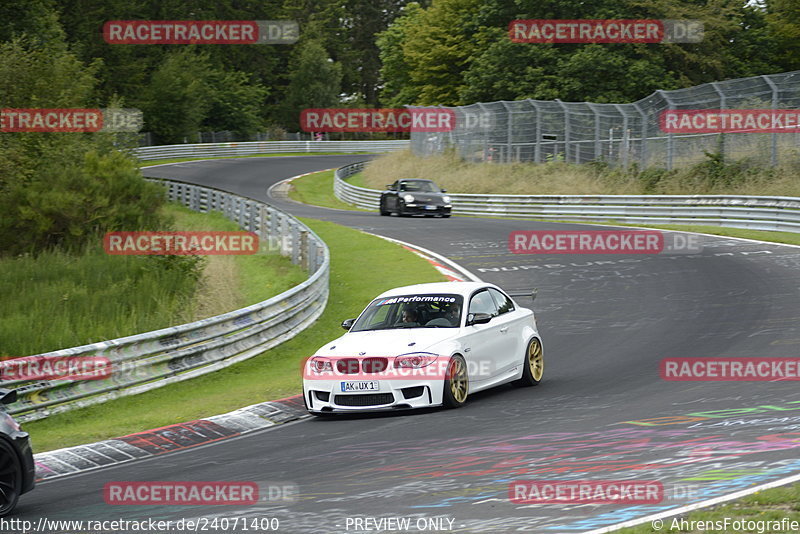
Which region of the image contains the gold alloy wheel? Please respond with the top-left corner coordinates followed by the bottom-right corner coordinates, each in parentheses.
top-left (449, 357), bottom-right (468, 403)
top-left (528, 338), bottom-right (544, 381)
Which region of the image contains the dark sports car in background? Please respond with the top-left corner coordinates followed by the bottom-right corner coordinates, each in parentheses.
top-left (0, 389), bottom-right (35, 517)
top-left (379, 179), bottom-right (452, 217)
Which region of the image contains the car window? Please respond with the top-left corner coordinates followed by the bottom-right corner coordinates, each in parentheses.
top-left (399, 181), bottom-right (439, 193)
top-left (351, 294), bottom-right (463, 331)
top-left (489, 288), bottom-right (515, 315)
top-left (359, 302), bottom-right (391, 329)
top-left (468, 290), bottom-right (498, 316)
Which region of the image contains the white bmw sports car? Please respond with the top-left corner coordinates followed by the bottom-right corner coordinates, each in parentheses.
top-left (302, 282), bottom-right (543, 414)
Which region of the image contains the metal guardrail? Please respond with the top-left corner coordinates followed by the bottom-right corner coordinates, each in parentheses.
top-left (334, 162), bottom-right (800, 233)
top-left (2, 179), bottom-right (329, 423)
top-left (134, 140), bottom-right (409, 160)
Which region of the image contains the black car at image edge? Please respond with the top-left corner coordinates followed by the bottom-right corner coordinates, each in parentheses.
top-left (0, 389), bottom-right (35, 517)
top-left (379, 179), bottom-right (452, 217)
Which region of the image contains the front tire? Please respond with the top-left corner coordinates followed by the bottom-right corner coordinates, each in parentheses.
top-left (0, 440), bottom-right (22, 517)
top-left (397, 200), bottom-right (407, 217)
top-left (514, 338), bottom-right (543, 387)
top-left (442, 355), bottom-right (469, 408)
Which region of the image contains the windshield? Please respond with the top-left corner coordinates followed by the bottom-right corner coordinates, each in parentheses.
top-left (350, 294), bottom-right (463, 331)
top-left (398, 181), bottom-right (440, 193)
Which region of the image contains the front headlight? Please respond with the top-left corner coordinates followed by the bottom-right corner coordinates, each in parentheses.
top-left (443, 196), bottom-right (451, 203)
top-left (403, 194), bottom-right (415, 203)
top-left (308, 357), bottom-right (332, 373)
top-left (394, 352), bottom-right (438, 368)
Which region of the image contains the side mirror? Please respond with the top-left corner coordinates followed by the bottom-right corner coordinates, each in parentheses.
top-left (466, 313), bottom-right (492, 326)
top-left (0, 389), bottom-right (18, 405)
top-left (441, 188), bottom-right (447, 193)
top-left (341, 318), bottom-right (355, 331)
top-left (386, 184), bottom-right (395, 191)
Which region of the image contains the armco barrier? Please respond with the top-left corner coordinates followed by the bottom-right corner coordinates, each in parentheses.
top-left (134, 140), bottom-right (409, 160)
top-left (1, 179), bottom-right (329, 423)
top-left (334, 162), bottom-right (800, 233)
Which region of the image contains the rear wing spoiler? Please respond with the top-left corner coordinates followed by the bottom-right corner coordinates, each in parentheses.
top-left (506, 288), bottom-right (537, 301)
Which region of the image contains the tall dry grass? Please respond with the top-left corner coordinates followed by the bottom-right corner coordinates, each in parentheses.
top-left (360, 150), bottom-right (800, 196)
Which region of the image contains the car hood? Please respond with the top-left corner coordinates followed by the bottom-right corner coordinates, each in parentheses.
top-left (315, 329), bottom-right (459, 357)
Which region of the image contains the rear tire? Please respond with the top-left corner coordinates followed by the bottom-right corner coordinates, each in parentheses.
top-left (514, 338), bottom-right (543, 387)
top-left (0, 439), bottom-right (21, 517)
top-left (379, 198), bottom-right (389, 216)
top-left (442, 355), bottom-right (469, 408)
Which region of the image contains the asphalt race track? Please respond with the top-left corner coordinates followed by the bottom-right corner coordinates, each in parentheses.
top-left (14, 155), bottom-right (800, 533)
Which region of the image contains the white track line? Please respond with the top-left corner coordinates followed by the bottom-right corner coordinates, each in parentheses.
top-left (582, 471), bottom-right (800, 534)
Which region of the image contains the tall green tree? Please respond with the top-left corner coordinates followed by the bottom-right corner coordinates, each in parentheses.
top-left (279, 39), bottom-right (342, 130)
top-left (401, 0), bottom-right (483, 105)
top-left (0, 0), bottom-right (64, 46)
top-left (766, 0), bottom-right (800, 71)
top-left (140, 50), bottom-right (213, 144)
top-left (0, 39), bottom-right (165, 254)
top-left (377, 2), bottom-right (425, 107)
top-left (379, 0), bottom-right (783, 106)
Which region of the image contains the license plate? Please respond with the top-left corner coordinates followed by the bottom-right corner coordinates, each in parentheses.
top-left (425, 205), bottom-right (437, 210)
top-left (341, 381), bottom-right (379, 392)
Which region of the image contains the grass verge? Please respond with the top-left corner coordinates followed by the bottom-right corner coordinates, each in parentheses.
top-left (287, 169), bottom-right (368, 211)
top-left (614, 482), bottom-right (800, 533)
top-left (359, 150), bottom-right (800, 196)
top-left (23, 218), bottom-right (445, 452)
top-left (0, 204), bottom-right (304, 357)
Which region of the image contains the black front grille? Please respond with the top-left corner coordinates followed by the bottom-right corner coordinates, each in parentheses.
top-left (336, 358), bottom-right (361, 374)
top-left (334, 393), bottom-right (394, 407)
top-left (334, 357), bottom-right (389, 374)
top-left (362, 357), bottom-right (388, 373)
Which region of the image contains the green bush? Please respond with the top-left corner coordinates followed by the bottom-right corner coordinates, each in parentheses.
top-left (0, 149), bottom-right (167, 254)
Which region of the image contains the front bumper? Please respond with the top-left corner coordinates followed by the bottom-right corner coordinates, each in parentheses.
top-left (303, 379), bottom-right (444, 413)
top-left (402, 204), bottom-right (451, 216)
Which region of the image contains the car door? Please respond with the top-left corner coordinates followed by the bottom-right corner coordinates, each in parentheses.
top-left (488, 288), bottom-right (524, 374)
top-left (461, 289), bottom-right (512, 387)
